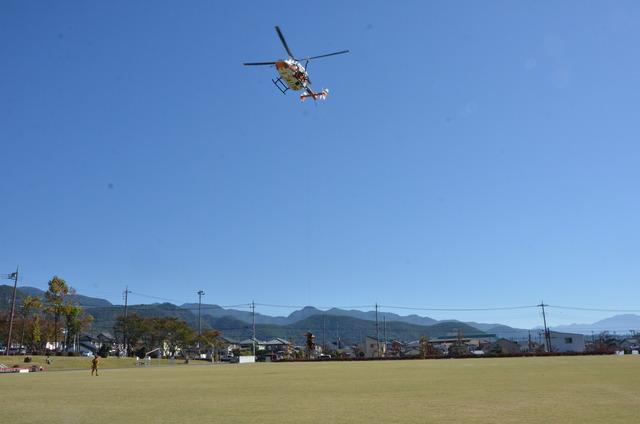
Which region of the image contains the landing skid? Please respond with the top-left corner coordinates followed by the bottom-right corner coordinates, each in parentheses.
top-left (272, 77), bottom-right (289, 94)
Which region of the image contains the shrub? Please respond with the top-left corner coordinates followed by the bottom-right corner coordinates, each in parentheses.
top-left (97, 344), bottom-right (110, 358)
top-left (24, 356), bottom-right (32, 363)
top-left (135, 347), bottom-right (147, 359)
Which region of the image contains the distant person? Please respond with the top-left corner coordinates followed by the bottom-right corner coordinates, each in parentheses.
top-left (91, 355), bottom-right (99, 376)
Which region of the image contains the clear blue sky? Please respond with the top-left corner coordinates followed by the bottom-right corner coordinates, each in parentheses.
top-left (2, 1), bottom-right (639, 328)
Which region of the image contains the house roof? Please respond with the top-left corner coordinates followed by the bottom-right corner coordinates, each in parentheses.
top-left (431, 334), bottom-right (496, 342)
top-left (239, 337), bottom-right (265, 345)
top-left (548, 331), bottom-right (585, 337)
top-left (96, 332), bottom-right (115, 341)
top-left (80, 334), bottom-right (97, 342)
top-left (264, 338), bottom-right (290, 346)
top-left (219, 336), bottom-right (239, 344)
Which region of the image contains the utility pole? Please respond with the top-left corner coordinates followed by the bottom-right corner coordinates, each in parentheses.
top-left (322, 314), bottom-right (326, 353)
top-left (123, 286), bottom-right (131, 356)
top-left (251, 301), bottom-right (256, 357)
top-left (375, 303), bottom-right (380, 358)
top-left (383, 316), bottom-right (387, 358)
top-left (538, 301), bottom-right (551, 352)
top-left (5, 266), bottom-right (19, 355)
top-left (336, 321), bottom-right (340, 349)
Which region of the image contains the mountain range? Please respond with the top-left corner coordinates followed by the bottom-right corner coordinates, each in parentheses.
top-left (549, 314), bottom-right (640, 335)
top-left (2, 285), bottom-right (639, 343)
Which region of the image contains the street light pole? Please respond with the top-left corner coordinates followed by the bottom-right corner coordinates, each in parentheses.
top-left (5, 266), bottom-right (19, 355)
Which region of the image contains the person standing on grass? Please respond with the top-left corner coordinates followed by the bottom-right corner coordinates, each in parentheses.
top-left (91, 355), bottom-right (99, 376)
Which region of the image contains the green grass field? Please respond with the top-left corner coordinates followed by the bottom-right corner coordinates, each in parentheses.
top-left (2, 356), bottom-right (639, 423)
top-left (0, 355), bottom-right (187, 370)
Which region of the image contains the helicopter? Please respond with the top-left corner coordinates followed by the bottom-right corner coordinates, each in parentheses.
top-left (244, 26), bottom-right (349, 101)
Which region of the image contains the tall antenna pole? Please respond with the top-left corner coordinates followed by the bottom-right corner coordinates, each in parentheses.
top-left (375, 303), bottom-right (380, 358)
top-left (123, 286), bottom-right (131, 356)
top-left (252, 301), bottom-right (256, 357)
top-left (197, 290), bottom-right (205, 337)
top-left (538, 301), bottom-right (551, 352)
top-left (197, 290), bottom-right (205, 353)
top-left (6, 266), bottom-right (19, 355)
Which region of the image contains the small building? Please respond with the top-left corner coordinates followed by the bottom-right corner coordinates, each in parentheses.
top-left (485, 338), bottom-right (521, 354)
top-left (388, 340), bottom-right (406, 358)
top-left (549, 331), bottom-right (585, 353)
top-left (263, 338), bottom-right (292, 360)
top-left (239, 337), bottom-right (265, 352)
top-left (358, 336), bottom-right (386, 358)
top-left (428, 333), bottom-right (497, 356)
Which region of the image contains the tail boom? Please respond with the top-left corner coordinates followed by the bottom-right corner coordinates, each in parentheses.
top-left (300, 88), bottom-right (329, 102)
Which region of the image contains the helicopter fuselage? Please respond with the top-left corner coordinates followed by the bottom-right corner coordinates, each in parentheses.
top-left (275, 59), bottom-right (308, 91)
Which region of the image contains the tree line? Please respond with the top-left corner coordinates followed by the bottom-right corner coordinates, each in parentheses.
top-left (1, 276), bottom-right (93, 354)
top-left (2, 276), bottom-right (217, 358)
top-left (112, 314), bottom-right (221, 358)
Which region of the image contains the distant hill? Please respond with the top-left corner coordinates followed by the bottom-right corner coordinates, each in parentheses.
top-left (285, 306), bottom-right (439, 327)
top-left (205, 313), bottom-right (484, 345)
top-left (462, 321), bottom-right (531, 340)
top-left (9, 285), bottom-right (639, 341)
top-left (551, 314), bottom-right (640, 335)
top-left (180, 304), bottom-right (438, 327)
top-left (181, 303), bottom-right (288, 325)
top-left (17, 286), bottom-right (113, 308)
top-left (1, 285), bottom-right (113, 309)
top-left (87, 302), bottom-right (485, 345)
top-left (0, 285), bottom-right (26, 310)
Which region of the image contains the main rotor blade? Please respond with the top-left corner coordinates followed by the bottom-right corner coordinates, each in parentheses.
top-left (275, 26), bottom-right (295, 59)
top-left (304, 50), bottom-right (350, 61)
top-left (243, 61), bottom-right (277, 66)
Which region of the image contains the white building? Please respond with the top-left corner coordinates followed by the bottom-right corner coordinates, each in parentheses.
top-left (549, 331), bottom-right (585, 353)
top-left (358, 336), bottom-right (386, 358)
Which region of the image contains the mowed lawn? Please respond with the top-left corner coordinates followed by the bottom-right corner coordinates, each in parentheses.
top-left (1, 356), bottom-right (639, 423)
top-left (0, 355), bottom-right (187, 371)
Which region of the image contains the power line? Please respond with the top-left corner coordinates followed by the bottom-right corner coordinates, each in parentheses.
top-left (129, 291), bottom-right (187, 304)
top-left (254, 302), bottom-right (376, 310)
top-left (379, 304), bottom-right (539, 312)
